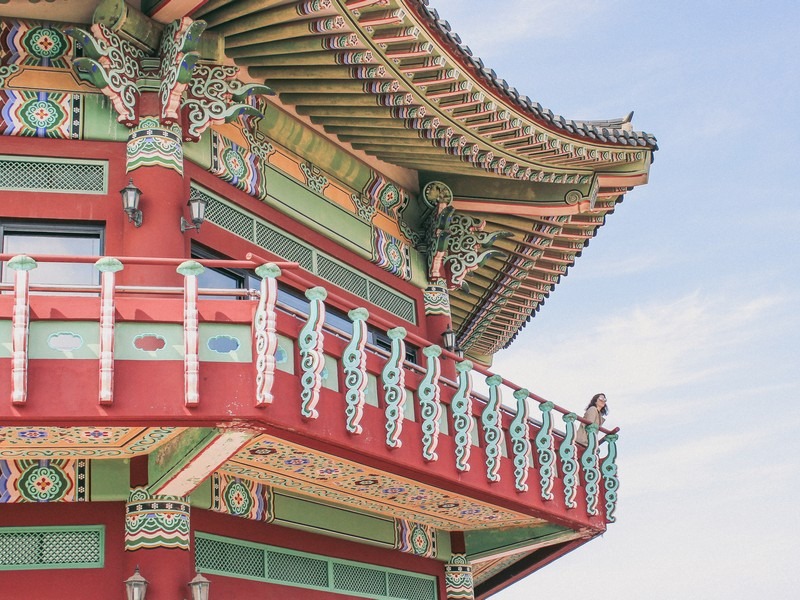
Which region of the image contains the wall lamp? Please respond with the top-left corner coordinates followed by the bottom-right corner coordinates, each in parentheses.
top-left (442, 326), bottom-right (457, 353)
top-left (188, 572), bottom-right (211, 600)
top-left (180, 195), bottom-right (208, 233)
top-left (120, 179), bottom-right (143, 227)
top-left (124, 566), bottom-right (148, 600)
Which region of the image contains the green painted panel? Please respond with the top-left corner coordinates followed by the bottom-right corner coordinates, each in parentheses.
top-left (29, 321), bottom-right (99, 359)
top-left (265, 167), bottom-right (372, 257)
top-left (259, 104), bottom-right (374, 192)
top-left (321, 353), bottom-right (339, 392)
top-left (464, 523), bottom-right (570, 559)
top-left (366, 373), bottom-right (379, 407)
top-left (0, 320), bottom-right (11, 358)
top-left (409, 248), bottom-right (427, 289)
top-left (149, 428), bottom-right (217, 491)
top-left (199, 323), bottom-right (252, 362)
top-left (274, 492), bottom-right (395, 547)
top-left (89, 459), bottom-right (129, 501)
top-left (81, 95), bottom-right (129, 142)
top-left (276, 334), bottom-right (294, 374)
top-left (185, 133), bottom-right (212, 170)
top-left (190, 476), bottom-right (213, 509)
top-left (115, 322), bottom-right (183, 360)
top-left (404, 389), bottom-right (416, 422)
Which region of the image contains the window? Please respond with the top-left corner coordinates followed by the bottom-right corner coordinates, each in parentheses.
top-left (191, 244), bottom-right (417, 362)
top-left (0, 221), bottom-right (103, 286)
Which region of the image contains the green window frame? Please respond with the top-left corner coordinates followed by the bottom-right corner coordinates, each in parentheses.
top-left (0, 525), bottom-right (105, 571)
top-left (195, 532), bottom-right (438, 600)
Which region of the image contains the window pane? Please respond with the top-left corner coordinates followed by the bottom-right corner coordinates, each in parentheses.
top-left (197, 267), bottom-right (242, 291)
top-left (2, 232), bottom-right (100, 285)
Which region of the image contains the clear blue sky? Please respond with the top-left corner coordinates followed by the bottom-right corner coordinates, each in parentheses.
top-left (432, 1), bottom-right (800, 598)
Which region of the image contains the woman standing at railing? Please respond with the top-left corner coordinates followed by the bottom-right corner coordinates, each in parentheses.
top-left (576, 393), bottom-right (609, 445)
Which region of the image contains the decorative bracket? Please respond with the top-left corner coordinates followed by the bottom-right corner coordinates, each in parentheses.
top-left (67, 16), bottom-right (272, 143)
top-left (423, 182), bottom-right (511, 292)
top-left (66, 24), bottom-right (144, 126)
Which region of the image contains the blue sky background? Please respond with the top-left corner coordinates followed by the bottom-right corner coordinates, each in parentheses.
top-left (432, 1), bottom-right (800, 598)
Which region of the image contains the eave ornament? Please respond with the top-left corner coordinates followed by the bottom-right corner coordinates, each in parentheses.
top-left (66, 16), bottom-right (272, 154)
top-left (66, 24), bottom-right (144, 126)
top-left (422, 181), bottom-right (511, 292)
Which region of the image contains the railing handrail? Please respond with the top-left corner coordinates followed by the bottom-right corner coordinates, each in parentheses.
top-left (1, 251), bottom-right (617, 437)
top-left (250, 252), bottom-right (618, 437)
top-left (2, 251), bottom-right (620, 523)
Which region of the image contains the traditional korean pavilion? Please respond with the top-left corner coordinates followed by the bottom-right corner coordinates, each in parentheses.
top-left (0, 1), bottom-right (656, 598)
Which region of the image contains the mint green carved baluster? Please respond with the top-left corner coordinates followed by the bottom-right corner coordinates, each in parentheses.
top-left (177, 260), bottom-right (204, 407)
top-left (383, 327), bottom-right (407, 448)
top-left (483, 374), bottom-right (503, 482)
top-left (8, 255), bottom-right (36, 405)
top-left (418, 345), bottom-right (442, 461)
top-left (344, 308), bottom-right (369, 434)
top-left (509, 388), bottom-right (531, 491)
top-left (535, 401), bottom-right (556, 500)
top-left (96, 257), bottom-right (123, 405)
top-left (581, 423), bottom-right (600, 516)
top-left (299, 286), bottom-right (327, 419)
top-left (452, 360), bottom-right (474, 472)
top-left (254, 263), bottom-right (281, 406)
top-left (559, 412), bottom-right (578, 509)
top-left (601, 433), bottom-right (619, 522)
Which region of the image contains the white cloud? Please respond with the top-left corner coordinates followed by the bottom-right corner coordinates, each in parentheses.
top-left (430, 0), bottom-right (616, 52)
top-left (495, 289), bottom-right (793, 418)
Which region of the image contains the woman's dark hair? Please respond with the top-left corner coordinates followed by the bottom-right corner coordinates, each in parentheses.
top-left (587, 393), bottom-right (609, 416)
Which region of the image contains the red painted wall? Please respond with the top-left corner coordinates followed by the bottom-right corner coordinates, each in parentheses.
top-left (0, 503), bottom-right (447, 600)
top-left (193, 510), bottom-right (448, 600)
top-left (0, 502), bottom-right (127, 600)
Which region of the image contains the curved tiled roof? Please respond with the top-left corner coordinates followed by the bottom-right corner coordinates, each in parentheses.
top-left (414, 1), bottom-right (658, 150)
top-left (188, 0), bottom-right (656, 359)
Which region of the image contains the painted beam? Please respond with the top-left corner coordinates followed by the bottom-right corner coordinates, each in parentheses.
top-left (149, 427), bottom-right (254, 497)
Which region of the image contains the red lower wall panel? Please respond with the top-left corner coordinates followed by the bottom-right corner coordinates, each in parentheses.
top-left (0, 502), bottom-right (126, 600)
top-left (193, 510), bottom-right (447, 599)
top-left (0, 504), bottom-right (447, 599)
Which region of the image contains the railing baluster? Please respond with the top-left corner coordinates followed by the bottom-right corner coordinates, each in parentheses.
top-left (452, 360), bottom-right (474, 472)
top-left (383, 326), bottom-right (407, 448)
top-left (8, 255), bottom-right (35, 405)
top-left (299, 286), bottom-right (327, 419)
top-left (96, 257), bottom-right (123, 405)
top-left (418, 345), bottom-right (442, 462)
top-left (343, 307), bottom-right (369, 433)
top-left (483, 374), bottom-right (503, 483)
top-left (535, 401), bottom-right (556, 500)
top-left (509, 388), bottom-right (530, 491)
top-left (559, 412), bottom-right (578, 508)
top-left (581, 423), bottom-right (600, 516)
top-left (177, 260), bottom-right (204, 406)
top-left (601, 433), bottom-right (619, 522)
top-left (254, 263), bottom-right (281, 406)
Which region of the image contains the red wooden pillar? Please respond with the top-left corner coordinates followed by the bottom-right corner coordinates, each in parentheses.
top-left (124, 487), bottom-right (195, 600)
top-left (423, 279), bottom-right (458, 380)
top-left (119, 92), bottom-right (189, 287)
